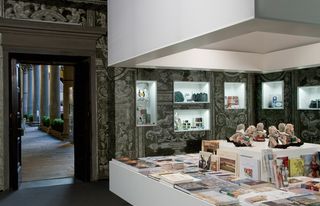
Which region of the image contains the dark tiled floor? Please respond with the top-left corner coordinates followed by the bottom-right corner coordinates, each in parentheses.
top-left (22, 126), bottom-right (74, 182)
top-left (0, 181), bottom-right (131, 206)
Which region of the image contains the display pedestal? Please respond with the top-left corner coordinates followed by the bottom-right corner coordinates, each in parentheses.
top-left (110, 160), bottom-right (211, 206)
top-left (218, 140), bottom-right (320, 181)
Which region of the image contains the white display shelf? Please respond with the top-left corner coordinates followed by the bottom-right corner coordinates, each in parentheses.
top-left (298, 86), bottom-right (320, 110)
top-left (224, 82), bottom-right (246, 109)
top-left (136, 81), bottom-right (157, 126)
top-left (174, 81), bottom-right (210, 104)
top-left (174, 109), bottom-right (210, 132)
top-left (262, 81), bottom-right (284, 109)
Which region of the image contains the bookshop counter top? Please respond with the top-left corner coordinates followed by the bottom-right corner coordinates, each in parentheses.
top-left (109, 160), bottom-right (213, 206)
top-left (217, 140), bottom-right (320, 181)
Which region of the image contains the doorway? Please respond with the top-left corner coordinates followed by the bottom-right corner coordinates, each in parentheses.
top-left (9, 54), bottom-right (92, 190)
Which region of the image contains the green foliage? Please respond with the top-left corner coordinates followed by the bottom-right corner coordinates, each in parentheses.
top-left (28, 114), bottom-right (33, 122)
top-left (41, 116), bottom-right (50, 127)
top-left (51, 118), bottom-right (64, 132)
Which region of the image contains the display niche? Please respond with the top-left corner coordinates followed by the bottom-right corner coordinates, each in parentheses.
top-left (174, 109), bottom-right (210, 132)
top-left (298, 85), bottom-right (320, 110)
top-left (136, 81), bottom-right (157, 126)
top-left (174, 81), bottom-right (210, 104)
top-left (262, 81), bottom-right (284, 109)
top-left (224, 82), bottom-right (246, 109)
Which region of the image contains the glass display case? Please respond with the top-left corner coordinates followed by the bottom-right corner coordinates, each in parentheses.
top-left (297, 86), bottom-right (320, 110)
top-left (224, 82), bottom-right (246, 109)
top-left (136, 81), bottom-right (157, 126)
top-left (174, 81), bottom-right (210, 104)
top-left (262, 81), bottom-right (284, 109)
top-left (174, 109), bottom-right (210, 132)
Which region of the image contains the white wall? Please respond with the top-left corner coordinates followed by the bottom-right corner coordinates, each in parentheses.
top-left (108, 0), bottom-right (255, 66)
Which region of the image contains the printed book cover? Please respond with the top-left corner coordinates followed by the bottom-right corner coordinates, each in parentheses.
top-left (239, 155), bottom-right (261, 180)
top-left (160, 173), bottom-right (195, 184)
top-left (174, 182), bottom-right (209, 194)
top-left (302, 153), bottom-right (320, 178)
top-left (289, 157), bottom-right (304, 177)
top-left (193, 190), bottom-right (239, 206)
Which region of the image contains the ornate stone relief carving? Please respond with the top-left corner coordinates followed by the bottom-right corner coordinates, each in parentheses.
top-left (5, 0), bottom-right (87, 24)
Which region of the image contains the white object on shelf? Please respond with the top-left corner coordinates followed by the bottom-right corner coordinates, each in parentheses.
top-left (174, 109), bottom-right (210, 132)
top-left (224, 82), bottom-right (246, 109)
top-left (174, 81), bottom-right (210, 103)
top-left (262, 81), bottom-right (284, 109)
top-left (136, 81), bottom-right (157, 126)
top-left (297, 85), bottom-right (320, 110)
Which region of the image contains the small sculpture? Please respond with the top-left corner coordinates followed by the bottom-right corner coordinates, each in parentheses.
top-left (227, 124), bottom-right (252, 147)
top-left (285, 123), bottom-right (303, 146)
top-left (268, 126), bottom-right (288, 149)
top-left (253, 122), bottom-right (266, 142)
top-left (245, 125), bottom-right (256, 141)
top-left (278, 123), bottom-right (289, 145)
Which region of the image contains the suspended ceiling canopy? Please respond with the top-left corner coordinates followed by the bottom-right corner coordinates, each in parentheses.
top-left (108, 0), bottom-right (320, 73)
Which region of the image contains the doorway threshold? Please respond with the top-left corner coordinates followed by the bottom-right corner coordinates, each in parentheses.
top-left (20, 177), bottom-right (78, 189)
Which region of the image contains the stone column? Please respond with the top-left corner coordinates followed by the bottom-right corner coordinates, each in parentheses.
top-left (62, 66), bottom-right (74, 139)
top-left (33, 65), bottom-right (40, 123)
top-left (40, 65), bottom-right (49, 122)
top-left (49, 65), bottom-right (61, 121)
top-left (22, 66), bottom-right (28, 116)
top-left (27, 66), bottom-right (33, 116)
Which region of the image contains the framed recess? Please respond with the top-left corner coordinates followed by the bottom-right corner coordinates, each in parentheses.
top-left (297, 85), bottom-right (320, 110)
top-left (262, 81), bottom-right (284, 109)
top-left (224, 82), bottom-right (246, 110)
top-left (174, 109), bottom-right (210, 132)
top-left (173, 81), bottom-right (210, 104)
top-left (136, 80), bottom-right (157, 126)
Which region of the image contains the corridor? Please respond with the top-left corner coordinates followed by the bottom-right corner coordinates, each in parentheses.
top-left (22, 126), bottom-right (74, 182)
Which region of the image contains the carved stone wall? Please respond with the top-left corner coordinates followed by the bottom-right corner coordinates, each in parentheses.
top-left (113, 69), bottom-right (254, 158)
top-left (0, 42), bottom-right (4, 190)
top-left (295, 67), bottom-right (320, 143)
top-left (256, 72), bottom-right (293, 129)
top-left (255, 67), bottom-right (320, 144)
top-left (1, 0), bottom-right (109, 181)
top-left (213, 72), bottom-right (255, 139)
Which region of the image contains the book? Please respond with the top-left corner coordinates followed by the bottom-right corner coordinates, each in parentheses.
top-left (198, 151), bottom-right (219, 171)
top-left (272, 157), bottom-right (289, 188)
top-left (287, 194), bottom-right (320, 205)
top-left (302, 153), bottom-right (320, 178)
top-left (239, 155), bottom-right (261, 180)
top-left (193, 190), bottom-right (239, 206)
top-left (199, 151), bottom-right (213, 170)
top-left (301, 180), bottom-right (320, 191)
top-left (160, 173), bottom-right (195, 184)
top-left (233, 178), bottom-right (271, 188)
top-left (217, 148), bottom-right (238, 176)
top-left (289, 157), bottom-right (304, 177)
top-left (201, 140), bottom-right (219, 154)
top-left (174, 181), bottom-right (209, 194)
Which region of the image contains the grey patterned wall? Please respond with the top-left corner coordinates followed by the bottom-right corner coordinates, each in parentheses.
top-left (113, 68), bottom-right (255, 159)
top-left (256, 67), bottom-right (320, 144)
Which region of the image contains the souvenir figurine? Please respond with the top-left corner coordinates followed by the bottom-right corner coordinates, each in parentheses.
top-left (227, 124), bottom-right (252, 147)
top-left (253, 122), bottom-right (266, 142)
top-left (278, 123), bottom-right (289, 145)
top-left (245, 125), bottom-right (256, 141)
top-left (285, 123), bottom-right (303, 146)
top-left (268, 126), bottom-right (288, 149)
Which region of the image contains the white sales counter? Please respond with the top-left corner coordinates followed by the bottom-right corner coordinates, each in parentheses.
top-left (109, 160), bottom-right (212, 206)
top-left (217, 140), bottom-right (320, 181)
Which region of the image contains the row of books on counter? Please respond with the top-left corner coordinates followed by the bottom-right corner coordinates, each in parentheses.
top-left (115, 146), bottom-right (320, 205)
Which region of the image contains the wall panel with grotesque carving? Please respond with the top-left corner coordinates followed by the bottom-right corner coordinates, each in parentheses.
top-left (112, 69), bottom-right (254, 159)
top-left (256, 72), bottom-right (293, 130)
top-left (295, 67), bottom-right (320, 143)
top-left (213, 72), bottom-right (254, 139)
